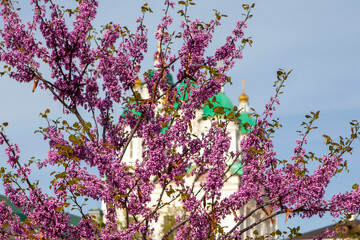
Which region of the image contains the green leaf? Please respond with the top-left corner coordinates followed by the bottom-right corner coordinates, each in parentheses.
top-left (213, 106), bottom-right (225, 115)
top-left (69, 135), bottom-right (77, 142)
top-left (85, 122), bottom-right (92, 129)
top-left (227, 112), bottom-right (234, 119)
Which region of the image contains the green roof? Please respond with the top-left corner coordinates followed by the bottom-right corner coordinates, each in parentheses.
top-left (121, 107), bottom-right (141, 118)
top-left (238, 113), bottom-right (255, 134)
top-left (122, 70), bottom-right (174, 118)
top-left (186, 163), bottom-right (243, 175)
top-left (202, 92), bottom-right (234, 117)
top-left (186, 165), bottom-right (196, 174)
top-left (148, 70), bottom-right (173, 85)
top-left (0, 194), bottom-right (26, 221)
top-left (175, 81), bottom-right (255, 132)
top-left (177, 81), bottom-right (190, 102)
top-left (0, 194), bottom-right (81, 226)
top-left (174, 80), bottom-right (197, 110)
top-left (229, 162), bottom-right (243, 175)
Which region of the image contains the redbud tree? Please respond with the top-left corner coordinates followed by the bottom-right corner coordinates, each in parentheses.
top-left (0, 0), bottom-right (359, 239)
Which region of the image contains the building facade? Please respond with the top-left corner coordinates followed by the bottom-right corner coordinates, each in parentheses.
top-left (101, 75), bottom-right (277, 239)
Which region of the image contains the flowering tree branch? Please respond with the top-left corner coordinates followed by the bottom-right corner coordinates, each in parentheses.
top-left (0, 0), bottom-right (359, 239)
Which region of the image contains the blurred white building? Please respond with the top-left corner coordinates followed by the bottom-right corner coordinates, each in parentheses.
top-left (101, 73), bottom-right (277, 239)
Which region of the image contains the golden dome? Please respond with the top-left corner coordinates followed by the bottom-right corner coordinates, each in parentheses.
top-left (239, 79), bottom-right (249, 103)
top-left (239, 92), bottom-right (249, 103)
top-left (134, 78), bottom-right (142, 88)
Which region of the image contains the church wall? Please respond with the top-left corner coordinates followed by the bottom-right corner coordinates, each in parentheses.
top-left (99, 83), bottom-right (278, 239)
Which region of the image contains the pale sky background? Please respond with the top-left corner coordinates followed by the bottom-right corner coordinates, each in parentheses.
top-left (0, 0), bottom-right (359, 235)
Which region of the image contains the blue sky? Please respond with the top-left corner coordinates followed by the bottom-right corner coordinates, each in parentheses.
top-left (0, 0), bottom-right (359, 234)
